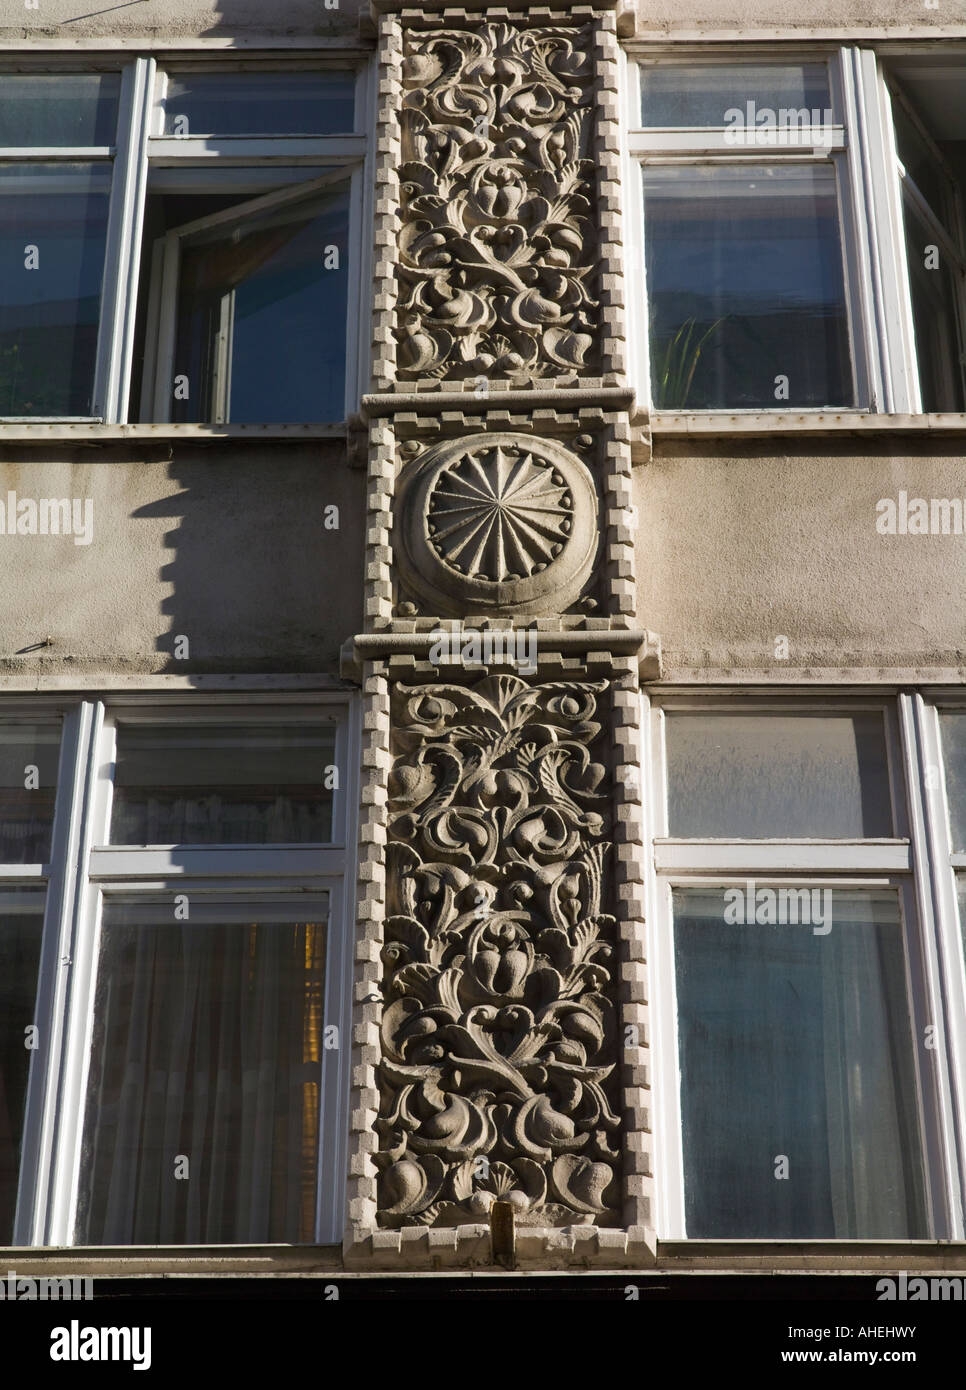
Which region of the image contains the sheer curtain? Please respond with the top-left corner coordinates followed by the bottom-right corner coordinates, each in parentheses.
top-left (76, 900), bottom-right (327, 1246)
top-left (673, 887), bottom-right (927, 1238)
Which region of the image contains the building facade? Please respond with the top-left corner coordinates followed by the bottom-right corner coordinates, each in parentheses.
top-left (2, 0), bottom-right (966, 1288)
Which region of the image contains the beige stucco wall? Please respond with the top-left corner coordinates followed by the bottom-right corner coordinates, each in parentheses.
top-left (633, 0), bottom-right (966, 33)
top-left (0, 442), bottom-right (364, 678)
top-left (637, 435), bottom-right (966, 680)
top-left (0, 0), bottom-right (364, 41)
top-left (4, 0), bottom-right (964, 44)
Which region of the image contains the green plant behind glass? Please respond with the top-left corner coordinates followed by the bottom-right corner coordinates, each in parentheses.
top-left (654, 316), bottom-right (725, 409)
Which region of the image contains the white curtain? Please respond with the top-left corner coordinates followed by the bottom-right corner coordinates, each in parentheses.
top-left (78, 913), bottom-right (325, 1245)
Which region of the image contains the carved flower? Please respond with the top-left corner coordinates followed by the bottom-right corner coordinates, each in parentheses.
top-left (468, 164), bottom-right (528, 221)
top-left (452, 1157), bottom-right (547, 1216)
top-left (466, 919), bottom-right (534, 998)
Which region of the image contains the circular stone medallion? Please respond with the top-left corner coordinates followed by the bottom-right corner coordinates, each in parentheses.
top-left (397, 433), bottom-right (598, 616)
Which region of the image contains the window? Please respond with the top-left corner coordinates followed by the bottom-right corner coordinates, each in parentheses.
top-left (885, 64), bottom-right (966, 412)
top-left (647, 696), bottom-right (966, 1241)
top-left (626, 48), bottom-right (966, 414)
top-left (631, 58), bottom-right (860, 411)
top-left (0, 74), bottom-right (119, 418)
top-left (4, 698), bottom-right (355, 1248)
top-left (0, 62), bottom-right (366, 424)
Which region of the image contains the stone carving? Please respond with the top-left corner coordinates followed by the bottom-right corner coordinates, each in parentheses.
top-left (375, 675), bottom-right (620, 1228)
top-left (397, 22), bottom-right (598, 380)
top-left (397, 432), bottom-right (599, 616)
top-left (427, 443), bottom-right (574, 582)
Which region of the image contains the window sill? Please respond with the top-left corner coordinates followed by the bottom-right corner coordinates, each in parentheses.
top-left (650, 410), bottom-right (966, 437)
top-left (654, 1239), bottom-right (966, 1272)
top-left (10, 1235), bottom-right (961, 1277)
top-left (0, 422), bottom-right (348, 442)
top-left (0, 1245), bottom-right (342, 1276)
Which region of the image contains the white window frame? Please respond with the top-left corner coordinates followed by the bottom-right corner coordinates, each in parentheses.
top-left (0, 56), bottom-right (371, 426)
top-left (624, 46), bottom-right (965, 417)
top-left (0, 61), bottom-right (152, 424)
top-left (11, 692), bottom-right (360, 1249)
top-left (138, 59), bottom-right (369, 427)
top-left (644, 690), bottom-right (965, 1243)
top-left (881, 72), bottom-right (966, 414)
top-left (915, 693), bottom-right (966, 1232)
top-left (141, 167), bottom-right (358, 425)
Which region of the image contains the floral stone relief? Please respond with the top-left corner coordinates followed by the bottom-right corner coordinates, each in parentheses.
top-left (397, 22), bottom-right (598, 380)
top-left (375, 675), bottom-right (621, 1228)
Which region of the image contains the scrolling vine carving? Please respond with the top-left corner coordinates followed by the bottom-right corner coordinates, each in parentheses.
top-left (397, 23), bottom-right (599, 380)
top-left (375, 675), bottom-right (620, 1227)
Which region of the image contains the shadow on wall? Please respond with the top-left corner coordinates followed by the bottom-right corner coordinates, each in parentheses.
top-left (129, 441), bottom-right (365, 676)
top-left (49, 0), bottom-right (359, 37)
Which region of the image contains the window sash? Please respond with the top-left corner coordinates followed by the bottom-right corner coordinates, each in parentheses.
top-left (645, 691), bottom-right (966, 1241)
top-left (915, 695), bottom-right (966, 1232)
top-left (151, 62), bottom-right (365, 140)
top-left (659, 876), bottom-right (934, 1239)
top-left (142, 168), bottom-right (354, 425)
top-left (11, 695), bottom-right (356, 1248)
top-left (0, 61), bottom-right (150, 424)
top-left (627, 45), bottom-right (966, 415)
top-left (0, 57), bottom-right (369, 425)
top-left (628, 51), bottom-right (871, 412)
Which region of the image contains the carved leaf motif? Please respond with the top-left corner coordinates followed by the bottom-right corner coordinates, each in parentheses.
top-left (376, 675), bottom-right (620, 1229)
top-left (396, 23), bottom-right (598, 381)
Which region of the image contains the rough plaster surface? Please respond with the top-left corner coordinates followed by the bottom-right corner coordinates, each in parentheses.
top-left (637, 440), bottom-right (966, 676)
top-left (633, 0), bottom-right (966, 31)
top-left (0, 444), bottom-right (364, 675)
top-left (0, 0), bottom-right (363, 41)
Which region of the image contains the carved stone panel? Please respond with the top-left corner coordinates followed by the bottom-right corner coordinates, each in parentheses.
top-left (396, 432), bottom-right (599, 616)
top-left (375, 674), bottom-right (621, 1228)
top-left (397, 22), bottom-right (598, 381)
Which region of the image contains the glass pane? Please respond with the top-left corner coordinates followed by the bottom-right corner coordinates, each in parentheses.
top-left (892, 97), bottom-right (952, 230)
top-left (162, 72), bottom-right (355, 136)
top-left (75, 898), bottom-right (328, 1245)
top-left (673, 887), bottom-right (927, 1239)
top-left (171, 183), bottom-right (349, 424)
top-left (642, 62), bottom-right (830, 128)
top-left (110, 723), bottom-right (337, 845)
top-left (0, 74), bottom-right (120, 147)
top-left (902, 199), bottom-right (964, 413)
top-left (0, 890), bottom-right (45, 1242)
top-left (939, 712), bottom-right (966, 852)
top-left (0, 163), bottom-right (111, 417)
top-left (956, 878), bottom-right (966, 966)
top-left (643, 163), bottom-right (853, 409)
top-left (0, 723), bottom-right (61, 862)
top-left (665, 711), bottom-right (893, 838)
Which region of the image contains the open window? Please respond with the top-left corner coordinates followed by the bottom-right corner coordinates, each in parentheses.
top-left (884, 60), bottom-right (966, 412)
top-left (629, 59), bottom-right (863, 412)
top-left (140, 170), bottom-right (351, 424)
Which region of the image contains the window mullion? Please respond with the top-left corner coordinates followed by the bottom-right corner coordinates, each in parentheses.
top-left (914, 694), bottom-right (966, 1236)
top-left (93, 57), bottom-right (154, 425)
top-left (836, 46), bottom-right (892, 412)
top-left (899, 692), bottom-right (964, 1238)
top-left (853, 48), bottom-right (922, 413)
top-left (14, 701), bottom-right (103, 1246)
top-left (645, 697), bottom-right (685, 1237)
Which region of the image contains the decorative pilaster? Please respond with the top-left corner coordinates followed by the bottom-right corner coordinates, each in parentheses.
top-left (376, 672), bottom-right (620, 1228)
top-left (397, 20), bottom-right (599, 384)
top-left (345, 0), bottom-right (656, 1270)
